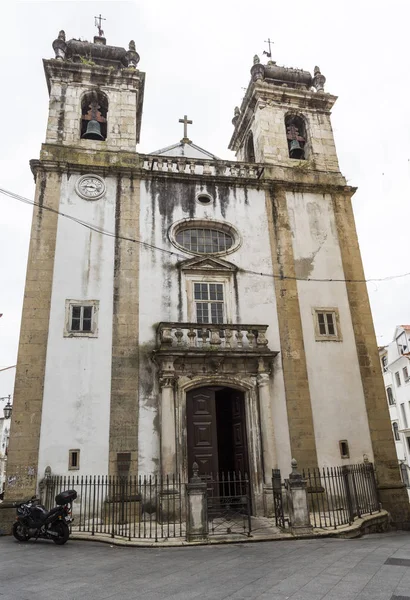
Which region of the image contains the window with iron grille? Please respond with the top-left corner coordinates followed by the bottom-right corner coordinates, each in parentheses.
top-left (176, 228), bottom-right (233, 254)
top-left (313, 308), bottom-right (341, 341)
top-left (393, 422), bottom-right (400, 441)
top-left (194, 282), bottom-right (224, 324)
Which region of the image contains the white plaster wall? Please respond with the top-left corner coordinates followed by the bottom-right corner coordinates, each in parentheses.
top-left (138, 181), bottom-right (292, 475)
top-left (38, 173), bottom-right (116, 477)
top-left (286, 191), bottom-right (374, 466)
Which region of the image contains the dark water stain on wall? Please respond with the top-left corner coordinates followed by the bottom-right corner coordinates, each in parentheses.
top-left (57, 84), bottom-right (67, 143)
top-left (113, 176), bottom-right (122, 308)
top-left (233, 271), bottom-right (241, 323)
top-left (37, 177), bottom-right (47, 230)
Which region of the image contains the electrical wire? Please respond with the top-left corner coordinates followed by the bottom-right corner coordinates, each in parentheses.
top-left (2, 186), bottom-right (409, 285)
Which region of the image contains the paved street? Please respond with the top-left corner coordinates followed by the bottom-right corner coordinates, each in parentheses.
top-left (1, 532), bottom-right (410, 600)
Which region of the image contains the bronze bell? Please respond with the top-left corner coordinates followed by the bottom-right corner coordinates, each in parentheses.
top-left (289, 139), bottom-right (304, 159)
top-left (82, 119), bottom-right (104, 140)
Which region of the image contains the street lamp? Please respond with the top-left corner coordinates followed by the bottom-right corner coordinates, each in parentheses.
top-left (0, 395), bottom-right (12, 419)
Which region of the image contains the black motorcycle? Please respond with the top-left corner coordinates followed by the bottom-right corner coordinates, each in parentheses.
top-left (12, 489), bottom-right (77, 545)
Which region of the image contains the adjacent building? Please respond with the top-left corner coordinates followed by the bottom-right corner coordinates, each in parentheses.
top-left (0, 415), bottom-right (10, 498)
top-left (379, 326), bottom-right (410, 499)
top-left (4, 30), bottom-right (409, 522)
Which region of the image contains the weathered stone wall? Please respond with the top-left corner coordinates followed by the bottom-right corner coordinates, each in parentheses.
top-left (265, 186), bottom-right (318, 471)
top-left (44, 61), bottom-right (142, 151)
top-left (109, 174), bottom-right (140, 475)
top-left (5, 170), bottom-right (61, 500)
top-left (332, 192), bottom-right (410, 525)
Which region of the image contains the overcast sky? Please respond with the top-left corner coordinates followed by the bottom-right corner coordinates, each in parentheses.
top-left (1, 0), bottom-right (410, 399)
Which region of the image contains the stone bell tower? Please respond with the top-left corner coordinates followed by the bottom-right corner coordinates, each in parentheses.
top-left (5, 30), bottom-right (145, 501)
top-left (229, 55), bottom-right (410, 526)
top-left (230, 57), bottom-right (338, 173)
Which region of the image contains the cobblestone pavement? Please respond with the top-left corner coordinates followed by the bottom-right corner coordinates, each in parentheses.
top-left (1, 532), bottom-right (410, 600)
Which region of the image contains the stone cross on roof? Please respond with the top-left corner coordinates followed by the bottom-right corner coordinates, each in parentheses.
top-left (179, 114), bottom-right (193, 143)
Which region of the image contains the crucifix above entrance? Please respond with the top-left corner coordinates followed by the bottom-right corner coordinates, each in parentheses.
top-left (179, 114), bottom-right (193, 143)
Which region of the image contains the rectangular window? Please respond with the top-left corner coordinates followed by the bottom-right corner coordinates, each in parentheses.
top-left (68, 449), bottom-right (80, 470)
top-left (393, 422), bottom-right (400, 441)
top-left (313, 308), bottom-right (342, 341)
top-left (386, 387), bottom-right (395, 405)
top-left (339, 440), bottom-right (350, 459)
top-left (194, 282), bottom-right (224, 324)
top-left (401, 403), bottom-right (408, 429)
top-left (64, 300), bottom-right (99, 338)
top-left (381, 355), bottom-right (388, 372)
top-left (404, 366), bottom-right (409, 382)
top-left (396, 371), bottom-right (402, 387)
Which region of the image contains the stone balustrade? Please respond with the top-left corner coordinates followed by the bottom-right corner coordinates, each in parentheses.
top-left (156, 322), bottom-right (270, 351)
top-left (142, 156), bottom-right (263, 180)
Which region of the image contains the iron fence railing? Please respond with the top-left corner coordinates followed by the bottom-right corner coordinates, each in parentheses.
top-left (42, 474), bottom-right (184, 541)
top-left (302, 463), bottom-right (380, 529)
top-left (206, 472), bottom-right (251, 537)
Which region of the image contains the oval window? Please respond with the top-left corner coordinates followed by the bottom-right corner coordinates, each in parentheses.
top-left (175, 228), bottom-right (233, 254)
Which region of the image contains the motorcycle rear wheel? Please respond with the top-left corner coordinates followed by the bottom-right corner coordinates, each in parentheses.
top-left (51, 521), bottom-right (69, 545)
top-left (12, 522), bottom-right (30, 542)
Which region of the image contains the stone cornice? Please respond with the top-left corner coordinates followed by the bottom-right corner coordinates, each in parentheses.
top-left (30, 144), bottom-right (355, 195)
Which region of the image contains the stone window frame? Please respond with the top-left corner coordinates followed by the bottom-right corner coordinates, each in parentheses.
top-left (184, 273), bottom-right (234, 324)
top-left (284, 111), bottom-right (310, 161)
top-left (169, 218), bottom-right (242, 257)
top-left (64, 299), bottom-right (99, 338)
top-left (312, 307), bottom-right (342, 342)
top-left (196, 192), bottom-right (214, 206)
top-left (68, 449), bottom-right (80, 470)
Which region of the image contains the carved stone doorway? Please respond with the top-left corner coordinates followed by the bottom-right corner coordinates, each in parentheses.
top-left (186, 386), bottom-right (250, 478)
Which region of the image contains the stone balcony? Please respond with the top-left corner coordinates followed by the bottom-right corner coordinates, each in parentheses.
top-left (155, 323), bottom-right (276, 355)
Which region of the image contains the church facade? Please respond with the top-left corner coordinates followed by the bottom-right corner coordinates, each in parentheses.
top-left (5, 31), bottom-right (409, 520)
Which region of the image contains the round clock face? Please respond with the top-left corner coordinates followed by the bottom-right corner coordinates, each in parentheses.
top-left (75, 175), bottom-right (106, 200)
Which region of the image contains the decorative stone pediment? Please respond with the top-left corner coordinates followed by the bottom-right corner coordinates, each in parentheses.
top-left (179, 256), bottom-right (237, 273)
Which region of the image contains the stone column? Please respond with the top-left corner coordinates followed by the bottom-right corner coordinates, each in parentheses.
top-left (257, 360), bottom-right (277, 517)
top-left (160, 370), bottom-right (177, 477)
top-left (286, 459), bottom-right (313, 536)
top-left (186, 462), bottom-right (208, 542)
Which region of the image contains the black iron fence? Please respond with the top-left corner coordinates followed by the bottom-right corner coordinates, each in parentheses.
top-left (206, 472), bottom-right (251, 537)
top-left (302, 463), bottom-right (380, 529)
top-left (42, 474), bottom-right (184, 541)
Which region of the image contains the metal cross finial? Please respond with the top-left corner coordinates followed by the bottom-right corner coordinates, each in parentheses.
top-left (94, 14), bottom-right (106, 37)
top-left (263, 38), bottom-right (274, 59)
top-left (179, 114), bottom-right (193, 143)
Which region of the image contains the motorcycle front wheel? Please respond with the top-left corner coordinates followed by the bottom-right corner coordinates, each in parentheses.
top-left (51, 521), bottom-right (69, 545)
top-left (12, 521), bottom-right (30, 542)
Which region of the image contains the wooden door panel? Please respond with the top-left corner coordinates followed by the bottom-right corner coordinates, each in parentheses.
top-left (231, 391), bottom-right (249, 476)
top-left (187, 388), bottom-right (218, 478)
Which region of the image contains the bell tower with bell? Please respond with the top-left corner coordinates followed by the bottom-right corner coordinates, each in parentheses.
top-left (229, 56), bottom-right (339, 174)
top-left (43, 30), bottom-right (144, 151)
top-left (5, 28), bottom-right (145, 501)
